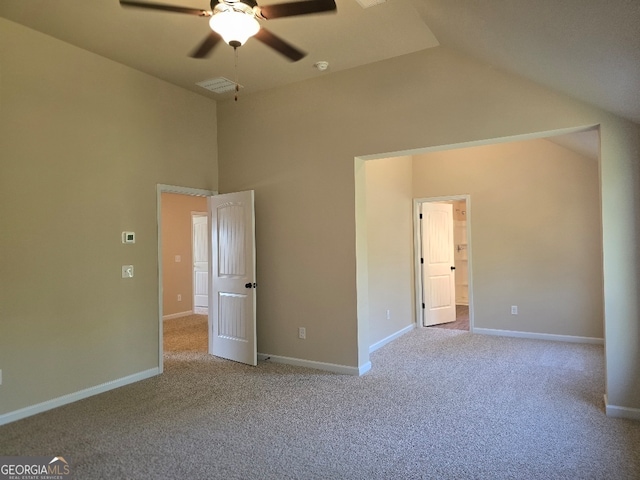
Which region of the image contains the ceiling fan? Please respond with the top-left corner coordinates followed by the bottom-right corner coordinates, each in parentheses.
top-left (120, 0), bottom-right (337, 62)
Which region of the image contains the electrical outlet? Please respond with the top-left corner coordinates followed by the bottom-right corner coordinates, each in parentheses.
top-left (511, 305), bottom-right (518, 315)
top-left (386, 309), bottom-right (391, 320)
top-left (177, 294), bottom-right (182, 301)
top-left (298, 327), bottom-right (306, 339)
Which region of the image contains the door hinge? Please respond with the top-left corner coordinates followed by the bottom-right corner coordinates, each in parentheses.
top-left (419, 213), bottom-right (423, 219)
top-left (420, 258), bottom-right (424, 264)
top-left (422, 303), bottom-right (425, 309)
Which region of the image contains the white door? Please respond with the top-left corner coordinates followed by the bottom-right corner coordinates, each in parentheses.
top-left (209, 190), bottom-right (257, 366)
top-left (192, 213), bottom-right (208, 315)
top-left (421, 202), bottom-right (456, 326)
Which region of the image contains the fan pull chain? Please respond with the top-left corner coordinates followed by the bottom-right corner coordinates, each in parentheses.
top-left (234, 47), bottom-right (239, 102)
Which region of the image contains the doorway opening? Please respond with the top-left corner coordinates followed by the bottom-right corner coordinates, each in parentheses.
top-left (157, 185), bottom-right (215, 373)
top-left (415, 195), bottom-right (472, 332)
top-left (357, 126), bottom-right (602, 367)
top-left (157, 185), bottom-right (258, 372)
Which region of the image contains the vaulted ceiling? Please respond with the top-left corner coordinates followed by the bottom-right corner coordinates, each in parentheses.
top-left (1, 0), bottom-right (639, 125)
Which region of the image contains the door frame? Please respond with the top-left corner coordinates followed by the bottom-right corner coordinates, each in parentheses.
top-left (413, 194), bottom-right (474, 331)
top-left (157, 184), bottom-right (217, 374)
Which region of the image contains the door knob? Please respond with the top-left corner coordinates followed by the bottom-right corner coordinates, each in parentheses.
top-left (450, 266), bottom-right (456, 271)
top-left (245, 282), bottom-right (257, 289)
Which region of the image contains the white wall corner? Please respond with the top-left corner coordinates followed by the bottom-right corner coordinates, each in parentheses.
top-left (604, 394), bottom-right (640, 421)
top-left (358, 361), bottom-right (372, 376)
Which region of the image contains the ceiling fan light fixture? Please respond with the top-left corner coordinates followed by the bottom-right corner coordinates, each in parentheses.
top-left (209, 10), bottom-right (260, 47)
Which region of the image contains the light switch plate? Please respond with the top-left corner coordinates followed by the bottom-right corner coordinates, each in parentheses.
top-left (122, 265), bottom-right (134, 278)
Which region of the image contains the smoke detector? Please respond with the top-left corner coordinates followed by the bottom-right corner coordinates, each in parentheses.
top-left (314, 61), bottom-right (329, 71)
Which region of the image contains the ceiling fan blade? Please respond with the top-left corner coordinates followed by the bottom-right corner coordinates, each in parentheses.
top-left (256, 0), bottom-right (336, 19)
top-left (190, 32), bottom-right (223, 58)
top-left (254, 28), bottom-right (306, 62)
top-left (119, 1), bottom-right (210, 16)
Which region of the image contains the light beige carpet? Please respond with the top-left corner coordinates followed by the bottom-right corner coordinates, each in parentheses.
top-left (1, 321), bottom-right (639, 479)
top-left (163, 314), bottom-right (208, 353)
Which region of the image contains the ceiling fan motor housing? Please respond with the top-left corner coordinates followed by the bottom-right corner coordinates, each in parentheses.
top-left (214, 0), bottom-right (259, 9)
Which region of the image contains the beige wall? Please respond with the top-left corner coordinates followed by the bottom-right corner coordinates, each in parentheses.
top-left (0, 19), bottom-right (218, 416)
top-left (217, 46), bottom-right (640, 410)
top-left (2, 18), bottom-right (639, 418)
top-left (413, 139), bottom-right (603, 337)
top-left (365, 156), bottom-right (414, 346)
top-left (161, 193), bottom-right (208, 317)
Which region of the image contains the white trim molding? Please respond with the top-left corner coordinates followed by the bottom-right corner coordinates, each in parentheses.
top-left (162, 310), bottom-right (193, 321)
top-left (369, 324), bottom-right (415, 354)
top-left (0, 368), bottom-right (160, 426)
top-left (474, 328), bottom-right (604, 345)
top-left (257, 354), bottom-right (371, 376)
top-left (358, 362), bottom-right (372, 375)
top-left (604, 395), bottom-right (640, 420)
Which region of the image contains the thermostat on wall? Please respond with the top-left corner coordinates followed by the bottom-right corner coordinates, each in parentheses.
top-left (122, 231), bottom-right (135, 244)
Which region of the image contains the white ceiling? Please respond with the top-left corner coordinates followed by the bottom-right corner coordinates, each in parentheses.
top-left (411, 0), bottom-right (640, 125)
top-left (1, 0), bottom-right (638, 125)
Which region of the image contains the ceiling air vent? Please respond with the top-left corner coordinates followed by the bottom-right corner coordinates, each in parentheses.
top-left (355, 0), bottom-right (386, 8)
top-left (196, 77), bottom-right (242, 94)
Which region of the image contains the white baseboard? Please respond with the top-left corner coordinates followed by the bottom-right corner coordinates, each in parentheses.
top-left (257, 353), bottom-right (369, 376)
top-left (604, 394), bottom-right (640, 420)
top-left (474, 328), bottom-right (604, 345)
top-left (162, 310), bottom-right (193, 321)
top-left (369, 324), bottom-right (416, 354)
top-left (0, 367), bottom-right (160, 426)
top-left (193, 307), bottom-right (208, 315)
top-left (358, 361), bottom-right (372, 375)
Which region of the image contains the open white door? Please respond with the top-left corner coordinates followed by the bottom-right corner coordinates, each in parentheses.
top-left (209, 190), bottom-right (257, 366)
top-left (421, 202), bottom-right (456, 326)
top-left (192, 213), bottom-right (208, 315)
